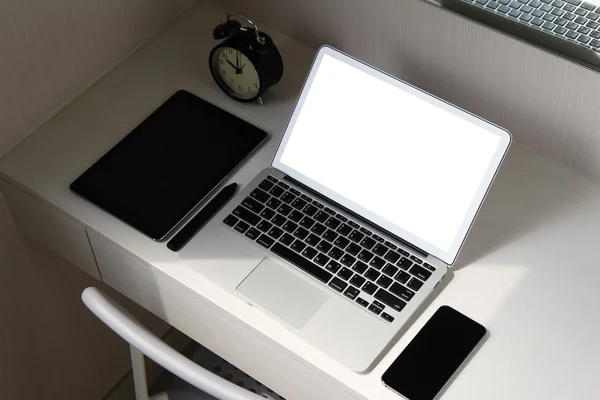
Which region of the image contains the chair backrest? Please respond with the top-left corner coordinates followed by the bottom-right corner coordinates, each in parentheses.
top-left (81, 287), bottom-right (263, 400)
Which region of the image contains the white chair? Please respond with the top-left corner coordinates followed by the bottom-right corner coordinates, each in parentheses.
top-left (82, 287), bottom-right (284, 400)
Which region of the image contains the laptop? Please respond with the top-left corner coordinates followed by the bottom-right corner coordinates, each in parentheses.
top-left (180, 45), bottom-right (511, 372)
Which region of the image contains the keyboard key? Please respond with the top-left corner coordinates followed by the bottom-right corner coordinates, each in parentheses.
top-left (328, 247), bottom-right (344, 260)
top-left (289, 187), bottom-right (300, 196)
top-left (390, 283), bottom-right (415, 302)
top-left (233, 206), bottom-right (260, 225)
top-left (375, 289), bottom-right (407, 312)
top-left (587, 20), bottom-right (600, 28)
top-left (588, 12), bottom-right (600, 20)
top-left (336, 223), bottom-right (352, 236)
top-left (270, 186), bottom-right (286, 199)
top-left (498, 0), bottom-right (510, 4)
top-left (551, 8), bottom-right (565, 16)
top-left (291, 198), bottom-right (307, 210)
top-left (260, 208), bottom-right (276, 220)
top-left (311, 223), bottom-right (326, 235)
top-left (398, 257), bottom-right (413, 270)
top-left (329, 277), bottom-right (348, 292)
top-left (277, 181), bottom-right (289, 190)
top-left (338, 267), bottom-right (353, 280)
top-left (566, 29), bottom-right (579, 38)
top-left (370, 256), bottom-right (386, 270)
top-left (314, 253), bottom-right (330, 266)
top-left (299, 216), bottom-right (315, 229)
top-left (303, 204), bottom-right (318, 217)
top-left (540, 3), bottom-right (552, 11)
top-left (300, 193), bottom-right (312, 202)
top-left (365, 268), bottom-right (380, 281)
top-left (340, 254), bottom-right (356, 267)
top-left (271, 214), bottom-right (286, 227)
top-left (376, 275), bottom-right (393, 289)
top-left (314, 210), bottom-right (329, 223)
top-left (372, 243), bottom-right (388, 257)
top-left (530, 0), bottom-right (541, 6)
top-left (346, 243), bottom-right (361, 256)
top-left (250, 188), bottom-right (270, 203)
top-left (322, 229), bottom-right (338, 242)
top-left (575, 8), bottom-right (588, 16)
top-left (509, 0), bottom-right (521, 8)
top-left (324, 217), bottom-right (341, 229)
top-left (487, 1), bottom-right (500, 9)
top-left (257, 234), bottom-right (275, 249)
top-left (591, 30), bottom-right (600, 38)
top-left (543, 13), bottom-right (556, 21)
top-left (578, 25), bottom-right (591, 33)
top-left (372, 234), bottom-right (384, 243)
top-left (272, 239), bottom-right (336, 283)
top-left (581, 1), bottom-right (596, 10)
top-left (564, 3), bottom-right (576, 10)
top-left (410, 255), bottom-right (423, 264)
top-left (288, 210), bottom-right (303, 222)
top-left (508, 8), bottom-right (520, 16)
top-left (290, 240), bottom-right (306, 253)
top-left (356, 297), bottom-right (369, 307)
top-left (532, 9), bottom-right (544, 16)
top-left (360, 237), bottom-right (376, 250)
top-left (347, 220), bottom-right (359, 229)
top-left (542, 21), bottom-right (556, 30)
top-left (381, 312), bottom-right (395, 323)
top-left (293, 227), bottom-right (309, 240)
top-left (423, 263), bottom-right (436, 272)
top-left (353, 261), bottom-right (368, 274)
top-left (531, 16), bottom-right (544, 25)
top-left (591, 38), bottom-right (600, 46)
top-left (317, 240), bottom-right (333, 253)
top-left (326, 260), bottom-right (341, 273)
top-left (359, 227), bottom-right (372, 236)
top-left (409, 265), bottom-right (432, 281)
top-left (259, 179), bottom-right (274, 191)
top-left (234, 221), bottom-right (250, 234)
top-left (407, 277), bottom-right (424, 291)
top-left (399, 250), bottom-right (410, 259)
top-left (242, 197), bottom-right (264, 214)
top-left (350, 274), bottom-right (366, 288)
top-left (476, 0), bottom-right (488, 5)
top-left (382, 263), bottom-right (399, 277)
top-left (554, 17), bottom-right (567, 25)
top-left (266, 175), bottom-right (278, 183)
top-left (268, 226), bottom-right (284, 239)
top-left (266, 198), bottom-right (282, 210)
top-left (344, 286), bottom-right (360, 300)
top-left (336, 213), bottom-right (348, 222)
top-left (563, 0), bottom-right (582, 5)
top-left (362, 281), bottom-right (378, 295)
top-left (394, 270), bottom-right (411, 284)
top-left (564, 12), bottom-right (576, 19)
top-left (280, 233), bottom-right (295, 246)
top-left (324, 207), bottom-right (336, 215)
top-left (539, 0), bottom-right (551, 3)
top-left (302, 246), bottom-right (318, 260)
top-left (306, 233), bottom-right (320, 246)
top-left (566, 21), bottom-right (579, 29)
top-left (282, 221), bottom-right (298, 233)
top-left (498, 5), bottom-right (511, 12)
top-left (245, 227), bottom-right (261, 240)
top-left (280, 191), bottom-right (295, 203)
top-left (277, 204), bottom-right (293, 216)
top-left (334, 236), bottom-right (350, 249)
top-left (223, 214), bottom-right (239, 227)
top-left (552, 0), bottom-right (564, 6)
top-left (348, 230), bottom-right (365, 243)
top-left (358, 249), bottom-right (374, 263)
top-left (257, 220), bottom-right (272, 233)
top-left (384, 241), bottom-right (397, 250)
top-left (384, 250), bottom-right (400, 263)
top-left (578, 34), bottom-right (591, 42)
top-left (368, 303), bottom-right (383, 315)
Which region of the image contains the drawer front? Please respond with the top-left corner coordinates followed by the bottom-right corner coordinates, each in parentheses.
top-left (0, 179), bottom-right (101, 280)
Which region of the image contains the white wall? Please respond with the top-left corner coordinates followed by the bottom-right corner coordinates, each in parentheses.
top-left (222, 0), bottom-right (600, 179)
top-left (0, 0), bottom-right (195, 398)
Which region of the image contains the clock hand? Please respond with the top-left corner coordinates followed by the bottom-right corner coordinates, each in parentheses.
top-left (225, 59), bottom-right (237, 70)
top-left (240, 63), bottom-right (246, 70)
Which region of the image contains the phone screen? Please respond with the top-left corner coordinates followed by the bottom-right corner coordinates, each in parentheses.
top-left (382, 306), bottom-right (486, 400)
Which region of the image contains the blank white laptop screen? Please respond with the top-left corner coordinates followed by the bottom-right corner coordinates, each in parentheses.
top-left (273, 47), bottom-right (511, 265)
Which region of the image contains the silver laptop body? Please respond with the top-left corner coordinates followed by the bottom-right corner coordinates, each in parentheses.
top-left (180, 46), bottom-right (511, 372)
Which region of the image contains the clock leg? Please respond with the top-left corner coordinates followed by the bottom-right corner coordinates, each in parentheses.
top-left (257, 97), bottom-right (264, 106)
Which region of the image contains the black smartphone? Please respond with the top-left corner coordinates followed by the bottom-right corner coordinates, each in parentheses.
top-left (382, 306), bottom-right (487, 400)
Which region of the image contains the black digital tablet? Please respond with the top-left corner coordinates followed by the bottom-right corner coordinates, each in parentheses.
top-left (71, 90), bottom-right (267, 240)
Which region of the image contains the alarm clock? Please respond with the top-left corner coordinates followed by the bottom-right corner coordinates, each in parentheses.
top-left (209, 13), bottom-right (283, 104)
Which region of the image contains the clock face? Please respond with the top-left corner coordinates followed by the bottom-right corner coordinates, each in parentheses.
top-left (211, 47), bottom-right (261, 101)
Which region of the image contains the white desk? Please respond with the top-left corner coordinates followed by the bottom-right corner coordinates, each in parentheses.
top-left (1, 1), bottom-right (600, 399)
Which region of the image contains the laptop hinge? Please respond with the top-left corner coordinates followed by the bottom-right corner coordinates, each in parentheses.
top-left (283, 176), bottom-right (429, 258)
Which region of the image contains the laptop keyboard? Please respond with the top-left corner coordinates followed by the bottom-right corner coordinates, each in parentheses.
top-left (222, 175), bottom-right (436, 323)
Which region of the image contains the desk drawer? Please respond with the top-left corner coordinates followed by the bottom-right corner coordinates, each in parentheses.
top-left (0, 179), bottom-right (101, 280)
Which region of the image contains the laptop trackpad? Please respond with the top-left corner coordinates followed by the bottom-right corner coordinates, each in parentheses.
top-left (237, 258), bottom-right (329, 329)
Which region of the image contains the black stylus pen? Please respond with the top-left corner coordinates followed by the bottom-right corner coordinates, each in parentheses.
top-left (167, 182), bottom-right (238, 252)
